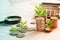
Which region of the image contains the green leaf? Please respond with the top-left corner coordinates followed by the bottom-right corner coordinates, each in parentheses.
top-left (49, 23), bottom-right (53, 28)
top-left (35, 5), bottom-right (40, 11)
top-left (19, 21), bottom-right (27, 29)
top-left (51, 13), bottom-right (57, 17)
top-left (39, 6), bottom-right (45, 11)
top-left (49, 20), bottom-right (53, 24)
top-left (45, 24), bottom-right (49, 28)
top-left (35, 9), bottom-right (40, 16)
top-left (46, 21), bottom-right (49, 24)
top-left (23, 21), bottom-right (27, 25)
top-left (11, 27), bottom-right (18, 32)
top-left (45, 20), bottom-right (53, 28)
top-left (40, 12), bottom-right (47, 16)
top-left (35, 5), bottom-right (47, 17)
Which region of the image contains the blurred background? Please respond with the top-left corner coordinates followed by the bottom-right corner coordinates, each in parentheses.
top-left (0, 0), bottom-right (60, 22)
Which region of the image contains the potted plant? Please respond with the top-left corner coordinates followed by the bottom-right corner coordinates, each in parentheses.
top-left (45, 20), bottom-right (53, 32)
top-left (35, 5), bottom-right (47, 31)
top-left (10, 26), bottom-right (18, 35)
top-left (51, 13), bottom-right (58, 28)
top-left (18, 21), bottom-right (27, 33)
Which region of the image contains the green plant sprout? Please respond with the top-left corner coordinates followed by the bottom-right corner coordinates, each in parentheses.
top-left (35, 5), bottom-right (47, 16)
top-left (19, 21), bottom-right (27, 29)
top-left (11, 26), bottom-right (18, 32)
top-left (45, 20), bottom-right (53, 28)
top-left (51, 13), bottom-right (57, 17)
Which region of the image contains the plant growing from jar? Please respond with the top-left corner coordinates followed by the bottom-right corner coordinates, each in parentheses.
top-left (18, 21), bottom-right (27, 33)
top-left (51, 13), bottom-right (58, 28)
top-left (45, 20), bottom-right (53, 32)
top-left (34, 5), bottom-right (47, 31)
top-left (16, 21), bottom-right (27, 38)
top-left (10, 26), bottom-right (18, 35)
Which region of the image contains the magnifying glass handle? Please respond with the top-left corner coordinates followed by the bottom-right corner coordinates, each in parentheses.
top-left (0, 21), bottom-right (4, 23)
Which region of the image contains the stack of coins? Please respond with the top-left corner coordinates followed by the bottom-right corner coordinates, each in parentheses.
top-left (36, 17), bottom-right (45, 32)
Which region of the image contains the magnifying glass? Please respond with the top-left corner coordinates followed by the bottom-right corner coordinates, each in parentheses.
top-left (0, 16), bottom-right (21, 24)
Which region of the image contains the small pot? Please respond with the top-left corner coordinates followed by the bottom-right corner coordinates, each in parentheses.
top-left (9, 29), bottom-right (19, 36)
top-left (16, 33), bottom-right (25, 38)
top-left (10, 31), bottom-right (18, 36)
top-left (18, 28), bottom-right (27, 33)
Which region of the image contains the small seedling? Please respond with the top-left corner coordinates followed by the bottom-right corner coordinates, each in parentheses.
top-left (11, 26), bottom-right (18, 32)
top-left (51, 13), bottom-right (57, 17)
top-left (45, 20), bottom-right (53, 28)
top-left (19, 21), bottom-right (27, 29)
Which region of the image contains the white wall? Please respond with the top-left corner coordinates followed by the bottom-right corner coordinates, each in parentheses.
top-left (0, 0), bottom-right (12, 21)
